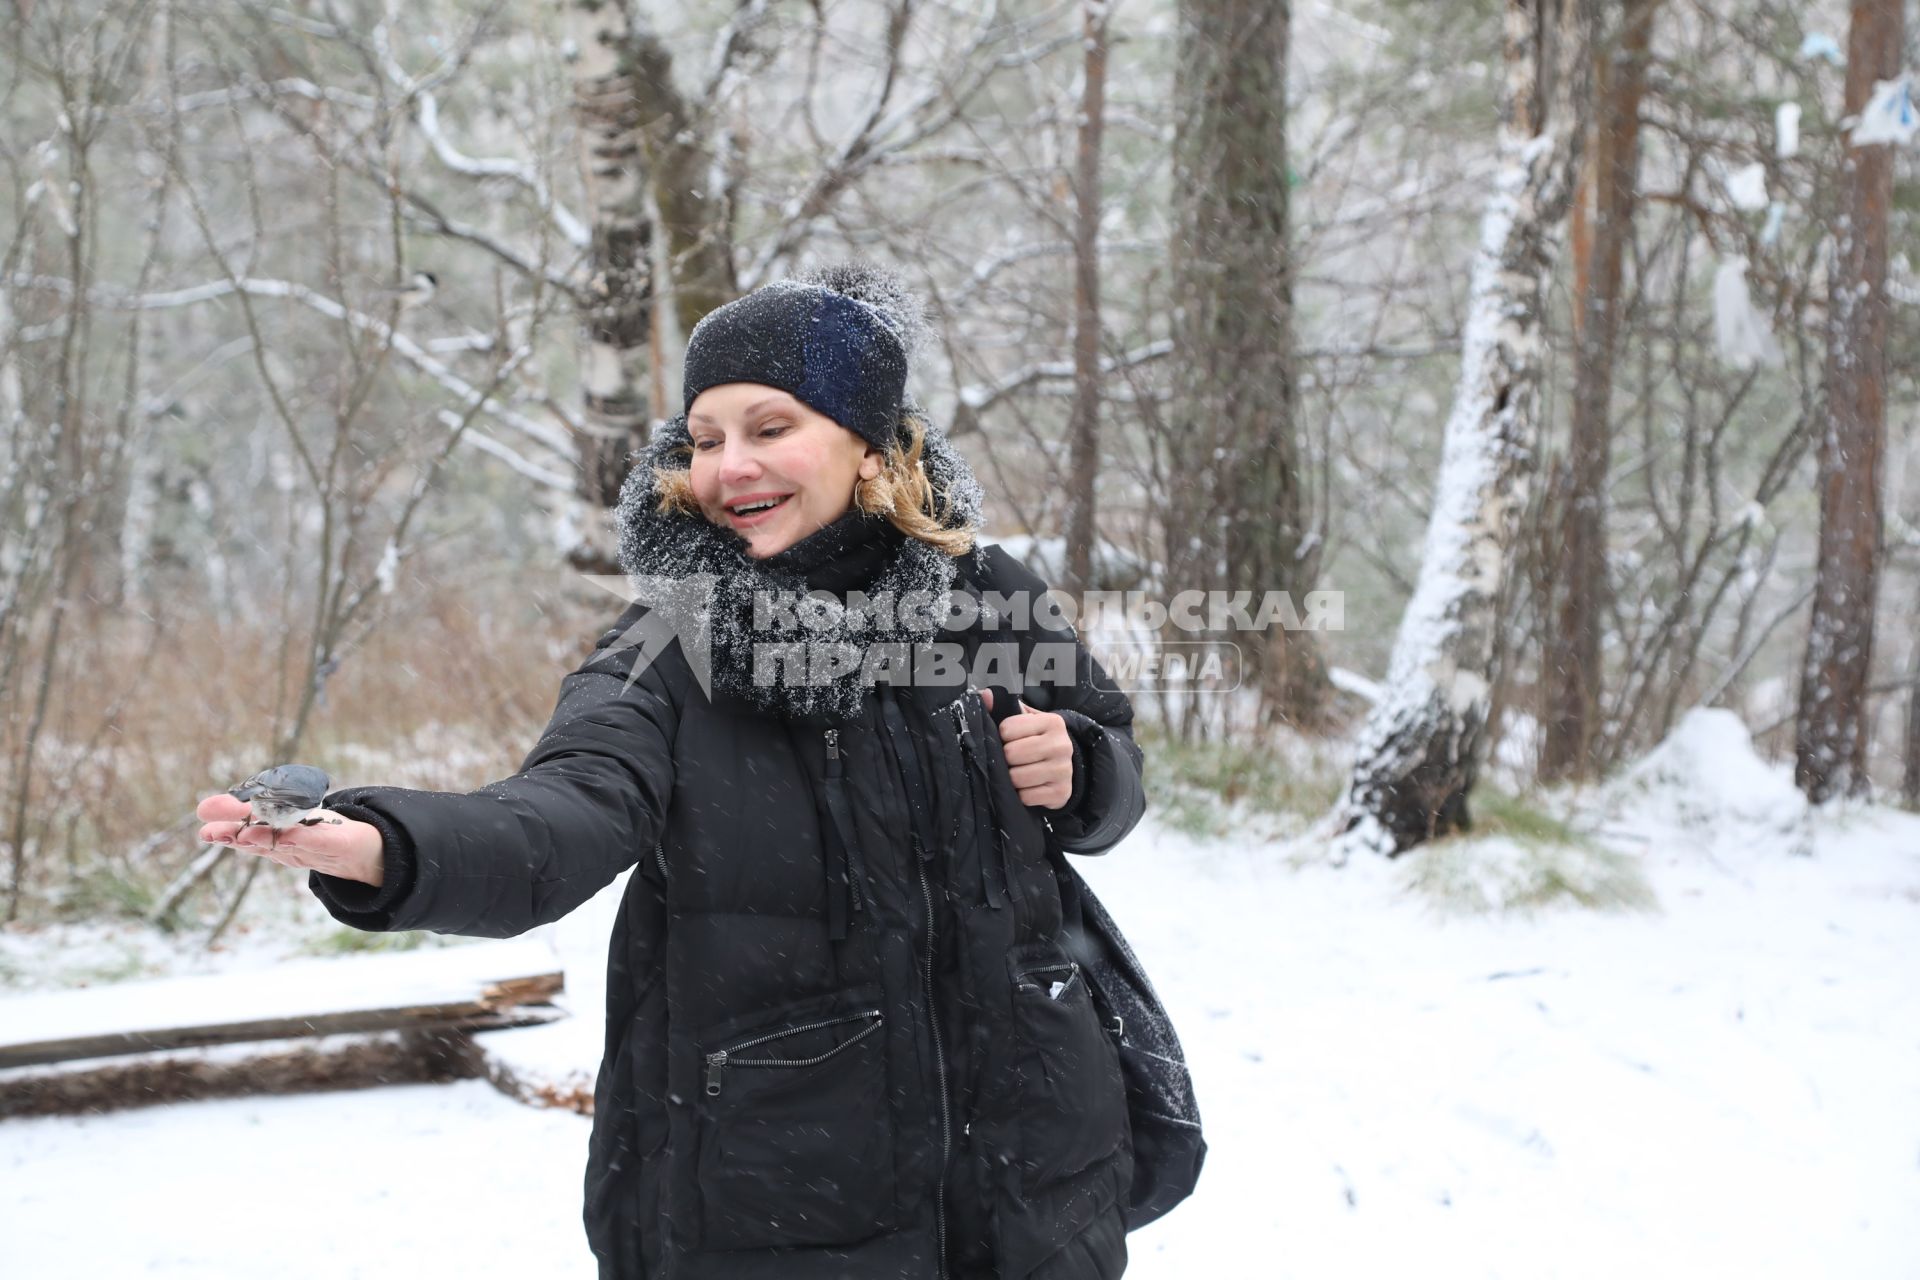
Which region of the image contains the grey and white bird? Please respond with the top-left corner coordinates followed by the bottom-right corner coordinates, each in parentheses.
top-left (378, 270), bottom-right (438, 311)
top-left (227, 764), bottom-right (335, 844)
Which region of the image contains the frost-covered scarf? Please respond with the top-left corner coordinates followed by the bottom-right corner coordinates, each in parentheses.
top-left (613, 412), bottom-right (987, 724)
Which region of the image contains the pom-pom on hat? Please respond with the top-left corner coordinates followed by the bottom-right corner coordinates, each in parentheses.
top-left (680, 262), bottom-right (928, 450)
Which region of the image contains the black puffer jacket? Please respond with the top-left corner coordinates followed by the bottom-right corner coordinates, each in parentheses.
top-left (309, 530), bottom-right (1149, 1279)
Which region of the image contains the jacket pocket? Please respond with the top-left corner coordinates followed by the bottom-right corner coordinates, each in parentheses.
top-left (1003, 943), bottom-right (1131, 1191)
top-left (694, 987), bottom-right (897, 1251)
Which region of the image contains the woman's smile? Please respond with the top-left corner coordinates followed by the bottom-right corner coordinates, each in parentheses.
top-left (722, 491), bottom-right (795, 527)
top-left (687, 382), bottom-right (880, 557)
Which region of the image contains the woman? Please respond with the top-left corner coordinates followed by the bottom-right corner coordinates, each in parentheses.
top-left (197, 264), bottom-right (1148, 1279)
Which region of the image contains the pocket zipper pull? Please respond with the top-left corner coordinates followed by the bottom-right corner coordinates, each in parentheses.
top-left (824, 727), bottom-right (843, 777)
top-left (705, 1051), bottom-right (728, 1097)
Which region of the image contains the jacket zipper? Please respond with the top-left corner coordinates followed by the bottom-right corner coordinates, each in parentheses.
top-left (1015, 961), bottom-right (1082, 1001)
top-left (704, 1007), bottom-right (885, 1097)
top-left (823, 728), bottom-right (867, 915)
top-left (951, 699), bottom-right (1014, 909)
top-left (882, 689), bottom-right (952, 1279)
top-left (915, 841), bottom-right (950, 1279)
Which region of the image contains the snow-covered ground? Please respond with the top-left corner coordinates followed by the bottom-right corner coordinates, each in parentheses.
top-left (4, 710), bottom-right (1918, 1278)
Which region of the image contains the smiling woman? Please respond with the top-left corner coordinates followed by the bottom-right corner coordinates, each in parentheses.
top-left (651, 385), bottom-right (973, 558)
top-left (681, 385), bottom-right (879, 559)
top-left (205, 261), bottom-right (1161, 1280)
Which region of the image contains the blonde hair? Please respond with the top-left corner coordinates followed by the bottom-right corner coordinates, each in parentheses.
top-left (651, 409), bottom-right (975, 556)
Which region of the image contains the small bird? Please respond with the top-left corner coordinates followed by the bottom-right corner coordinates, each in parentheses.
top-left (378, 270), bottom-right (438, 312)
top-left (227, 764), bottom-right (338, 846)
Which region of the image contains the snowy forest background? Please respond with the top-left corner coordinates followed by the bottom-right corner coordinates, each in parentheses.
top-left (7, 0), bottom-right (1918, 928)
top-left (2, 1), bottom-right (1919, 1274)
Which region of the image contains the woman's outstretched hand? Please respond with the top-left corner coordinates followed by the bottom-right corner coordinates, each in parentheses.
top-left (979, 688), bottom-right (1074, 810)
top-left (195, 793), bottom-right (387, 887)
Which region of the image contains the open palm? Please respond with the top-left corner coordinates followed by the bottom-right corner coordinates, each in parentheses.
top-left (195, 792), bottom-right (384, 885)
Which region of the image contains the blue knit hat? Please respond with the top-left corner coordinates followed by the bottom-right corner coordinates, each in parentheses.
top-left (680, 262), bottom-right (924, 449)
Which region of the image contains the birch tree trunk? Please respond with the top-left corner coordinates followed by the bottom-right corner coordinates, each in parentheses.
top-left (1336, 0), bottom-right (1588, 857)
top-left (1793, 0), bottom-right (1903, 805)
top-left (1166, 0), bottom-right (1323, 736)
top-left (1539, 0), bottom-right (1655, 784)
top-left (1063, 0), bottom-right (1108, 599)
top-left (563, 0), bottom-right (657, 575)
top-left (626, 16), bottom-right (739, 343)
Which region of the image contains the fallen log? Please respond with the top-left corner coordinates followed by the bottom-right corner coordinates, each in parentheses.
top-left (0, 1027), bottom-right (502, 1119)
top-left (0, 939), bottom-right (568, 1116)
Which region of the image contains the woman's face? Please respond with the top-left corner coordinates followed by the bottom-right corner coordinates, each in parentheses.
top-left (686, 383), bottom-right (882, 559)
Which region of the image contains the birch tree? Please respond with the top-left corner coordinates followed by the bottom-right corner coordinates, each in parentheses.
top-left (1336, 0), bottom-right (1590, 856)
top-left (563, 0), bottom-right (659, 575)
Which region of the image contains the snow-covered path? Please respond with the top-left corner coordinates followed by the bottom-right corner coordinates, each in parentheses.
top-left (5, 715), bottom-right (1918, 1278)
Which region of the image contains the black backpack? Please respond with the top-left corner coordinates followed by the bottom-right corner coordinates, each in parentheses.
top-left (978, 687), bottom-right (1207, 1229)
top-left (962, 548), bottom-right (1207, 1226)
top-left (1049, 847), bottom-right (1208, 1229)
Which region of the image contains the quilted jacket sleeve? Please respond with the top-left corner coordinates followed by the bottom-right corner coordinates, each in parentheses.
top-left (307, 603), bottom-right (685, 938)
top-left (975, 545), bottom-right (1147, 856)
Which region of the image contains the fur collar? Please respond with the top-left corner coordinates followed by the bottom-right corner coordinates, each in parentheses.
top-left (614, 412), bottom-right (989, 724)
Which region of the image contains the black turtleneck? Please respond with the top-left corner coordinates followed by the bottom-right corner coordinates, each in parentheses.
top-left (758, 509), bottom-right (907, 599)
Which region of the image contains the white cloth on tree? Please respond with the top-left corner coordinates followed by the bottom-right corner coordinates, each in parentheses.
top-left (1724, 162), bottom-right (1770, 212)
top-left (1713, 257), bottom-right (1784, 372)
top-left (1776, 102), bottom-right (1801, 159)
top-left (1760, 202), bottom-right (1786, 248)
top-left (1797, 33), bottom-right (1843, 66)
top-left (1849, 74), bottom-right (1916, 148)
